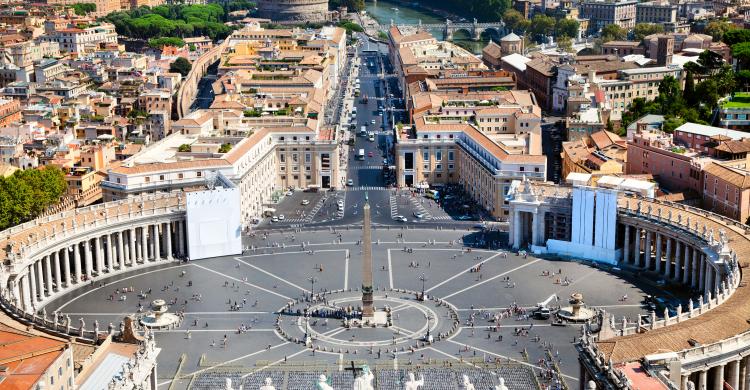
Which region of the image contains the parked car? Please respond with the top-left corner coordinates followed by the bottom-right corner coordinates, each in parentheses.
top-left (301, 199), bottom-right (310, 205)
top-left (394, 215), bottom-right (408, 222)
top-left (347, 179), bottom-right (354, 186)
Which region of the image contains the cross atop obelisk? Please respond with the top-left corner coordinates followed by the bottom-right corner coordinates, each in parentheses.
top-left (361, 195), bottom-right (374, 320)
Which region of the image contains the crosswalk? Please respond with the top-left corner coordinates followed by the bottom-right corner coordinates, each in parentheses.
top-left (346, 186), bottom-right (388, 191)
top-left (349, 165), bottom-right (385, 170)
top-left (429, 215), bottom-right (454, 221)
top-left (409, 197), bottom-right (433, 220)
top-left (389, 195), bottom-right (398, 218)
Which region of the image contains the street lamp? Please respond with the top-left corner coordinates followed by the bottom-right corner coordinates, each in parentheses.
top-left (419, 273), bottom-right (428, 300)
top-left (308, 276), bottom-right (318, 295)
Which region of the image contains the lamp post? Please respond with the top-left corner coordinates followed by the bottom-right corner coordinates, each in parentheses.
top-left (308, 276), bottom-right (318, 296)
top-left (419, 273), bottom-right (428, 300)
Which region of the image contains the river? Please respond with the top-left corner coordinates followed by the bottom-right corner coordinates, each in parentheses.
top-left (364, 0), bottom-right (496, 54)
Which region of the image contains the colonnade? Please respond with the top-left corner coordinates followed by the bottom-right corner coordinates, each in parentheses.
top-left (13, 219), bottom-right (186, 311)
top-left (683, 356), bottom-right (750, 390)
top-left (620, 223), bottom-right (717, 294)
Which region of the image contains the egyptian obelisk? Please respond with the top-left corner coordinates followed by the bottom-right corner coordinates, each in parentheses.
top-left (361, 195), bottom-right (374, 320)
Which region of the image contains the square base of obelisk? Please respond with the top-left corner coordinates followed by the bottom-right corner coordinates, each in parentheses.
top-left (352, 311), bottom-right (389, 327)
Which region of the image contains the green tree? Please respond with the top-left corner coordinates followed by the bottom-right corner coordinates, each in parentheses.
top-left (600, 24), bottom-right (626, 42)
top-left (178, 144), bottom-right (191, 152)
top-left (633, 23), bottom-right (664, 41)
top-left (218, 143), bottom-right (232, 153)
top-left (148, 37), bottom-right (185, 48)
top-left (557, 35), bottom-right (573, 53)
top-left (705, 20), bottom-right (735, 42)
top-left (555, 18), bottom-right (579, 39)
top-left (683, 70), bottom-right (696, 106)
top-left (657, 75), bottom-right (684, 116)
top-left (169, 57), bottom-right (192, 77)
top-left (71, 3), bottom-right (96, 15)
top-left (733, 42), bottom-right (750, 71)
top-left (530, 14), bottom-right (555, 39)
top-left (502, 9), bottom-right (526, 33)
top-left (724, 28), bottom-right (750, 45)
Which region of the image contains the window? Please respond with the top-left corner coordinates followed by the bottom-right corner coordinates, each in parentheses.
top-left (305, 153), bottom-right (311, 163)
top-left (145, 177), bottom-right (150, 183)
top-left (436, 151), bottom-right (442, 161)
top-left (280, 154), bottom-right (285, 163)
top-left (293, 175), bottom-right (298, 180)
top-left (178, 173), bottom-right (183, 179)
top-left (306, 175), bottom-right (311, 180)
top-left (292, 153), bottom-right (298, 162)
top-left (448, 164), bottom-right (454, 170)
top-left (197, 171), bottom-right (202, 177)
top-left (159, 175), bottom-right (164, 180)
top-left (519, 167), bottom-right (525, 172)
top-left (448, 151), bottom-right (454, 161)
top-left (423, 152), bottom-right (429, 161)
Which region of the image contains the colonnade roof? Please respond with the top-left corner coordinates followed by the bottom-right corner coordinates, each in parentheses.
top-left (0, 194), bottom-right (183, 266)
top-left (598, 197), bottom-right (750, 363)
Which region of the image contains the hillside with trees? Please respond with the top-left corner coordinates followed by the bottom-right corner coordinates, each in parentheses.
top-left (104, 4), bottom-right (236, 41)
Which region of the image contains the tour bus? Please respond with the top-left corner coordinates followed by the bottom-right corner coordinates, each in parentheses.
top-left (425, 189), bottom-right (440, 200)
top-left (357, 149), bottom-right (365, 160)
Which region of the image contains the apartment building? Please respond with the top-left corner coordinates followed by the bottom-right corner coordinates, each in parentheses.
top-left (43, 22), bottom-right (118, 54)
top-left (636, 1), bottom-right (678, 24)
top-left (579, 0), bottom-right (637, 32)
top-left (702, 162), bottom-right (750, 223)
top-left (395, 89), bottom-right (545, 220)
top-left (44, 0), bottom-right (121, 17)
top-left (589, 65), bottom-right (681, 115)
top-left (0, 98), bottom-right (22, 127)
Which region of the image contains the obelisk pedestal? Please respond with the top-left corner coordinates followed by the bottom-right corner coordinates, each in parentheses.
top-left (361, 200), bottom-right (374, 321)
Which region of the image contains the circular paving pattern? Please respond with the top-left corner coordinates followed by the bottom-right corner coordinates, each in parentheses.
top-left (276, 289), bottom-right (459, 353)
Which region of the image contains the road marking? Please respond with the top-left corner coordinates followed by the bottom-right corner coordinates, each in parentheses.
top-left (153, 329), bottom-right (275, 333)
top-left (157, 342), bottom-right (291, 387)
top-left (234, 257), bottom-right (308, 293)
top-left (191, 264), bottom-right (291, 300)
top-left (56, 264), bottom-right (190, 311)
top-left (426, 253), bottom-right (501, 293)
top-left (240, 348), bottom-right (308, 379)
top-left (387, 250), bottom-right (394, 289)
top-left (390, 325), bottom-right (416, 338)
top-left (64, 311), bottom-right (271, 316)
top-left (445, 339), bottom-right (578, 381)
top-left (442, 259), bottom-right (542, 299)
top-left (344, 249), bottom-right (350, 290)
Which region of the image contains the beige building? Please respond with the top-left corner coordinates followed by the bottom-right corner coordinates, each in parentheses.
top-left (562, 130), bottom-right (626, 179)
top-left (395, 90), bottom-right (545, 220)
top-left (44, 0), bottom-right (121, 17)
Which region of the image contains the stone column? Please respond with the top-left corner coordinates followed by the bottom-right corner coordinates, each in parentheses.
top-left (141, 226), bottom-right (148, 261)
top-left (698, 370), bottom-right (707, 390)
top-left (53, 251), bottom-right (61, 292)
top-left (531, 213), bottom-right (540, 247)
top-left (73, 243), bottom-right (81, 284)
top-left (741, 356), bottom-right (749, 390)
top-left (83, 239), bottom-right (92, 280)
top-left (692, 248), bottom-right (700, 289)
top-left (623, 224), bottom-right (630, 265)
top-left (94, 236), bottom-right (103, 274)
top-left (153, 224), bottom-right (161, 261)
top-left (117, 231), bottom-right (125, 269)
top-left (28, 263), bottom-right (37, 304)
top-left (665, 238), bottom-right (672, 278)
top-left (165, 222), bottom-right (173, 261)
top-left (644, 230), bottom-right (652, 270)
top-left (129, 228), bottom-right (137, 264)
top-left (20, 274), bottom-right (31, 311)
top-left (683, 245), bottom-right (691, 285)
top-left (699, 255), bottom-right (706, 292)
top-left (704, 261), bottom-right (712, 294)
top-left (655, 233), bottom-right (662, 273)
top-left (35, 260), bottom-right (43, 300)
top-left (674, 241), bottom-right (682, 282)
top-left (714, 267), bottom-right (721, 293)
top-left (714, 364), bottom-right (725, 390)
top-left (106, 234), bottom-right (114, 270)
top-left (729, 359), bottom-right (741, 390)
top-left (62, 247), bottom-right (70, 287)
top-left (43, 255), bottom-right (52, 297)
top-left (634, 227), bottom-right (641, 267)
top-left (177, 220), bottom-right (184, 257)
